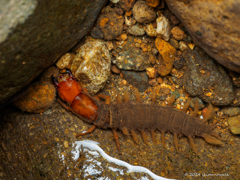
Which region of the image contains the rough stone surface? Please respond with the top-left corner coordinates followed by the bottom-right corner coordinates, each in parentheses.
top-left (120, 0), bottom-right (135, 11)
top-left (222, 107), bottom-right (240, 117)
top-left (0, 0), bottom-right (108, 105)
top-left (171, 26), bottom-right (186, 41)
top-left (156, 14), bottom-right (171, 41)
top-left (165, 0), bottom-right (240, 73)
top-left (113, 36), bottom-right (151, 71)
top-left (183, 48), bottom-right (235, 106)
top-left (70, 38), bottom-right (111, 94)
top-left (132, 1), bottom-right (156, 24)
top-left (122, 71), bottom-right (148, 92)
top-left (155, 38), bottom-right (176, 76)
top-left (127, 24), bottom-right (145, 36)
top-left (143, 23), bottom-right (157, 37)
top-left (228, 115), bottom-right (240, 134)
top-left (231, 88), bottom-right (240, 106)
top-left (97, 11), bottom-right (124, 40)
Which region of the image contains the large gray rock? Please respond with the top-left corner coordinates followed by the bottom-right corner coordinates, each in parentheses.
top-left (165, 0), bottom-right (240, 73)
top-left (0, 0), bottom-right (107, 105)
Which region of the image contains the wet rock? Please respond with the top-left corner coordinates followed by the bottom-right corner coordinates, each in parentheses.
top-left (70, 39), bottom-right (111, 94)
top-left (132, 1), bottom-right (156, 24)
top-left (97, 11), bottom-right (124, 40)
top-left (155, 38), bottom-right (176, 76)
top-left (190, 97), bottom-right (205, 110)
top-left (91, 27), bottom-right (104, 39)
top-left (229, 71), bottom-right (240, 87)
top-left (56, 53), bottom-right (74, 69)
top-left (14, 66), bottom-right (59, 113)
top-left (127, 24), bottom-right (145, 36)
top-left (165, 0), bottom-right (240, 73)
top-left (171, 26), bottom-right (186, 41)
top-left (143, 23), bottom-right (157, 37)
top-left (147, 0), bottom-right (160, 7)
top-left (120, 0), bottom-right (135, 11)
top-left (113, 36), bottom-right (151, 71)
top-left (183, 47), bottom-right (234, 106)
top-left (0, 0), bottom-right (108, 105)
top-left (222, 107), bottom-right (240, 117)
top-left (125, 16), bottom-right (137, 26)
top-left (156, 14), bottom-right (171, 41)
top-left (122, 70), bottom-right (148, 92)
top-left (228, 115), bottom-right (240, 134)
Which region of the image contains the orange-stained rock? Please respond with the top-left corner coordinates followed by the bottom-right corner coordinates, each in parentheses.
top-left (14, 81), bottom-right (56, 113)
top-left (171, 26), bottom-right (186, 41)
top-left (165, 0), bottom-right (240, 73)
top-left (155, 38), bottom-right (176, 76)
top-left (146, 0), bottom-right (160, 7)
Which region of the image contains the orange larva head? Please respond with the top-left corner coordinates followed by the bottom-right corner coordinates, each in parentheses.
top-left (52, 69), bottom-right (82, 104)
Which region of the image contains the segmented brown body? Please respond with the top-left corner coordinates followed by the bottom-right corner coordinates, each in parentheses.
top-left (53, 69), bottom-right (224, 154)
top-left (94, 103), bottom-right (214, 141)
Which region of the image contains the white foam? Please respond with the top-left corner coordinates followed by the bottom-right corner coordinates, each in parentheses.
top-left (72, 140), bottom-right (176, 180)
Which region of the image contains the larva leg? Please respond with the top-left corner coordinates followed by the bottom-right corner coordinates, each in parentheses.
top-left (173, 133), bottom-right (179, 152)
top-left (113, 129), bottom-right (122, 155)
top-left (75, 125), bottom-right (96, 137)
top-left (181, 98), bottom-right (190, 112)
top-left (116, 93), bottom-right (122, 103)
top-left (124, 90), bottom-right (130, 103)
top-left (140, 130), bottom-right (149, 145)
top-left (96, 94), bottom-right (111, 104)
top-left (135, 89), bottom-right (142, 102)
top-left (167, 94), bottom-right (176, 106)
top-left (190, 101), bottom-right (199, 117)
top-left (131, 130), bottom-right (139, 144)
top-left (188, 136), bottom-right (197, 154)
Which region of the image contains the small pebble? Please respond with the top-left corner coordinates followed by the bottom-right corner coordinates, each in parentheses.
top-left (171, 26), bottom-right (186, 41)
top-left (170, 15), bottom-right (180, 25)
top-left (156, 14), bottom-right (171, 41)
top-left (132, 1), bottom-right (156, 24)
top-left (64, 141), bottom-right (69, 148)
top-left (111, 65), bottom-right (121, 74)
top-left (179, 41), bottom-right (189, 51)
top-left (146, 0), bottom-right (160, 7)
top-left (146, 67), bottom-right (157, 78)
top-left (228, 114), bottom-right (240, 134)
top-left (56, 53), bottom-right (73, 69)
top-left (222, 107), bottom-right (240, 117)
top-left (127, 24), bottom-right (145, 36)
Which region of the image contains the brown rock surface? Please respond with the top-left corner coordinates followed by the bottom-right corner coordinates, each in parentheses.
top-left (0, 0), bottom-right (107, 105)
top-left (165, 0), bottom-right (240, 72)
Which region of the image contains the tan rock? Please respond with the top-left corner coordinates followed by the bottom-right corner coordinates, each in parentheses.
top-left (171, 26), bottom-right (186, 41)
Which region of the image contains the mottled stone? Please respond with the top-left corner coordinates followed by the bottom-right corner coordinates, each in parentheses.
top-left (132, 1), bottom-right (156, 24)
top-left (0, 0), bottom-right (108, 105)
top-left (183, 47), bottom-right (234, 106)
top-left (122, 71), bottom-right (148, 92)
top-left (143, 23), bottom-right (157, 37)
top-left (127, 24), bottom-right (145, 36)
top-left (222, 107), bottom-right (240, 117)
top-left (228, 115), bottom-right (240, 134)
top-left (190, 97), bottom-right (205, 110)
top-left (165, 0), bottom-right (240, 73)
top-left (169, 38), bottom-right (179, 49)
top-left (113, 36), bottom-right (151, 71)
top-left (97, 11), bottom-right (124, 40)
top-left (156, 14), bottom-right (171, 41)
top-left (125, 16), bottom-right (137, 26)
top-left (171, 26), bottom-right (186, 41)
top-left (120, 0), bottom-right (135, 11)
top-left (91, 27), bottom-right (104, 39)
top-left (173, 53), bottom-right (185, 69)
top-left (179, 41), bottom-right (189, 51)
top-left (146, 0), bottom-right (160, 7)
top-left (70, 39), bottom-right (111, 94)
top-left (56, 53), bottom-right (74, 69)
top-left (146, 67), bottom-right (157, 78)
top-left (155, 38), bottom-right (176, 76)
